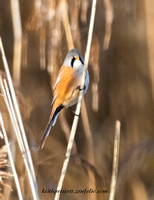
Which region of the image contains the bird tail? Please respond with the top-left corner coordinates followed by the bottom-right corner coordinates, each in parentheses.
top-left (39, 104), bottom-right (64, 150)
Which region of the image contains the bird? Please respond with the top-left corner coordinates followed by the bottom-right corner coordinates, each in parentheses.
top-left (39, 49), bottom-right (89, 150)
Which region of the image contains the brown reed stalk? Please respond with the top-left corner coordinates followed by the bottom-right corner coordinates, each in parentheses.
top-left (103, 0), bottom-right (113, 50)
top-left (144, 0), bottom-right (154, 101)
top-left (90, 36), bottom-right (100, 112)
top-left (59, 0), bottom-right (74, 50)
top-left (40, 26), bottom-right (46, 70)
top-left (10, 0), bottom-right (22, 86)
top-left (80, 0), bottom-right (89, 23)
top-left (22, 32), bottom-right (28, 68)
top-left (81, 99), bottom-right (96, 200)
top-left (69, 0), bottom-right (81, 49)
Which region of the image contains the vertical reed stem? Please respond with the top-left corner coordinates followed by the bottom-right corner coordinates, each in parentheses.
top-left (54, 0), bottom-right (97, 199)
top-left (109, 120), bottom-right (121, 200)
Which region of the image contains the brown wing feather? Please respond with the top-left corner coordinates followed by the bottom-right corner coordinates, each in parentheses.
top-left (53, 66), bottom-right (79, 103)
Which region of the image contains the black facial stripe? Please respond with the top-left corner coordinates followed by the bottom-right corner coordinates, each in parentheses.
top-left (71, 57), bottom-right (76, 67)
top-left (79, 56), bottom-right (84, 65)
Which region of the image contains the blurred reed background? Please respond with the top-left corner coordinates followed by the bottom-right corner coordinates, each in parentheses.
top-left (0, 0), bottom-right (154, 200)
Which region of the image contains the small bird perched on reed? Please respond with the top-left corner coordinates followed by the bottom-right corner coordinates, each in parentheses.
top-left (39, 49), bottom-right (89, 150)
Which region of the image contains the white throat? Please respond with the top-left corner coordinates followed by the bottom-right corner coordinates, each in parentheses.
top-left (73, 59), bottom-right (84, 70)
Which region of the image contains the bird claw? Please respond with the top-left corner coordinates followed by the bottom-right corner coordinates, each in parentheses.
top-left (79, 85), bottom-right (86, 91)
top-left (71, 85), bottom-right (85, 97)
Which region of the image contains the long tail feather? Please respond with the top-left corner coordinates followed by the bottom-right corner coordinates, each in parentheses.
top-left (39, 117), bottom-right (55, 150)
top-left (39, 104), bottom-right (64, 150)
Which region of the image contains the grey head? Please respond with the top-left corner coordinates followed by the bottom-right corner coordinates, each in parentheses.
top-left (63, 48), bottom-right (84, 69)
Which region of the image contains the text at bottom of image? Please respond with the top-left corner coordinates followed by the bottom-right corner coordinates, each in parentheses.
top-left (41, 188), bottom-right (108, 195)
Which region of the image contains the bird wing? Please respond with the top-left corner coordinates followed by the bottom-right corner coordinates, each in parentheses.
top-left (53, 66), bottom-right (79, 104)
